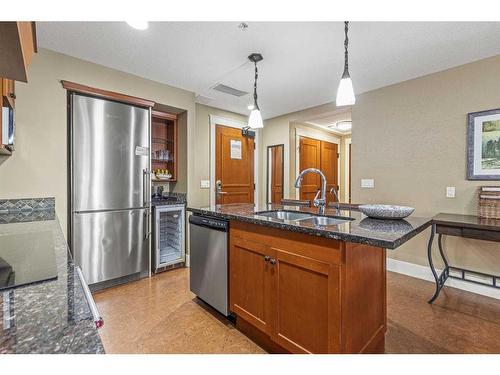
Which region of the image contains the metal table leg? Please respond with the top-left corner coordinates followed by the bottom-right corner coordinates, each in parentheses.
top-left (427, 223), bottom-right (450, 303)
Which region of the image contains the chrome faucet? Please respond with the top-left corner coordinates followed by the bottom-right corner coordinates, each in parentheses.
top-left (294, 168), bottom-right (327, 214)
top-left (330, 186), bottom-right (340, 212)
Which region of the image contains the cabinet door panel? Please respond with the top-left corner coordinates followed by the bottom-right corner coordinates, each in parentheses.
top-left (272, 249), bottom-right (341, 354)
top-left (230, 236), bottom-right (273, 334)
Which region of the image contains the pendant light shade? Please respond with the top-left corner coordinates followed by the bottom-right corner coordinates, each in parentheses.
top-left (248, 108), bottom-right (264, 129)
top-left (336, 21), bottom-right (355, 107)
top-left (247, 53), bottom-right (264, 129)
top-left (336, 75), bottom-right (355, 106)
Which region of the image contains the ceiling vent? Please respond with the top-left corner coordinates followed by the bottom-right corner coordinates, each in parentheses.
top-left (195, 95), bottom-right (215, 105)
top-left (211, 83), bottom-right (248, 97)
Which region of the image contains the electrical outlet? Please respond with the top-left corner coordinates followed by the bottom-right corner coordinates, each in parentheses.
top-left (200, 180), bottom-right (210, 189)
top-left (446, 186), bottom-right (455, 198)
top-left (361, 179), bottom-right (374, 188)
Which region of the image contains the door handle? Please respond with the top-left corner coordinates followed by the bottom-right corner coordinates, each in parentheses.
top-left (216, 179), bottom-right (228, 195)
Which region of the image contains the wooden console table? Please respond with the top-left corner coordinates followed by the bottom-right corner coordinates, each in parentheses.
top-left (427, 213), bottom-right (500, 303)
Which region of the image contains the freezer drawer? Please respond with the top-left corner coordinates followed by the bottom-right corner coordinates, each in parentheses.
top-left (72, 208), bottom-right (149, 285)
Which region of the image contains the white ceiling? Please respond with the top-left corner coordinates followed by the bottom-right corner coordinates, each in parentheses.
top-left (37, 22), bottom-right (500, 119)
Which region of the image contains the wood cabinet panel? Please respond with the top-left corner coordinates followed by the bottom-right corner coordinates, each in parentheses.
top-left (230, 236), bottom-right (273, 334)
top-left (0, 22), bottom-right (37, 82)
top-left (2, 78), bottom-right (15, 108)
top-left (272, 248), bottom-right (340, 353)
top-left (230, 220), bottom-right (386, 354)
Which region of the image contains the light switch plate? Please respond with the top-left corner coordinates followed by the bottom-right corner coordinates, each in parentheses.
top-left (446, 186), bottom-right (455, 198)
top-left (200, 180), bottom-right (210, 189)
top-left (361, 179), bottom-right (375, 188)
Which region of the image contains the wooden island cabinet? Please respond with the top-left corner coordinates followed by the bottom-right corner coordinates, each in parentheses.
top-left (230, 220), bottom-right (386, 354)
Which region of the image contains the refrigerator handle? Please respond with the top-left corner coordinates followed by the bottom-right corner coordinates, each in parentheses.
top-left (144, 208), bottom-right (151, 239)
top-left (143, 168), bottom-right (150, 207)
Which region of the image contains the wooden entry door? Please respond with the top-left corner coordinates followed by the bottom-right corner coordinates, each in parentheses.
top-left (269, 145), bottom-right (284, 204)
top-left (215, 125), bottom-right (255, 204)
top-left (298, 136), bottom-right (339, 205)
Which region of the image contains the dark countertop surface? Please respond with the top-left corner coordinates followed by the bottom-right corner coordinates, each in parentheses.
top-left (433, 213), bottom-right (500, 231)
top-left (187, 203), bottom-right (432, 249)
top-left (151, 192), bottom-right (186, 207)
top-left (0, 212), bottom-right (105, 354)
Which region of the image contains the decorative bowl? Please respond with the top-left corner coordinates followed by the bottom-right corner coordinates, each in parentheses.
top-left (358, 204), bottom-right (414, 219)
top-left (155, 174), bottom-right (172, 180)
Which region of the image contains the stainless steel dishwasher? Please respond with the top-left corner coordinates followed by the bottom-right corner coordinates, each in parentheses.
top-left (189, 214), bottom-right (229, 316)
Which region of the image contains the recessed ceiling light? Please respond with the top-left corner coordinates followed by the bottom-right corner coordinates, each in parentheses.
top-left (328, 121), bottom-right (352, 131)
top-left (126, 21), bottom-right (149, 30)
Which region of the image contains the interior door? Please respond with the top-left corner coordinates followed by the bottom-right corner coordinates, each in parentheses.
top-left (271, 248), bottom-right (341, 354)
top-left (270, 145), bottom-right (283, 204)
top-left (298, 136), bottom-right (338, 205)
top-left (215, 125), bottom-right (254, 204)
top-left (230, 236), bottom-right (273, 335)
top-left (298, 137), bottom-right (321, 202)
top-left (320, 141), bottom-right (339, 206)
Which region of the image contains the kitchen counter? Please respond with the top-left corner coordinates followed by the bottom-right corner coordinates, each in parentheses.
top-left (151, 192), bottom-right (186, 207)
top-left (0, 200), bottom-right (104, 354)
top-left (187, 203), bottom-right (432, 249)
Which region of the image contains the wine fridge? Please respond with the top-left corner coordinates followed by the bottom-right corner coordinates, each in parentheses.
top-left (153, 204), bottom-right (185, 270)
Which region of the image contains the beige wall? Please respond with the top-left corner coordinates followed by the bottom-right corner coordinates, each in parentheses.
top-left (190, 103), bottom-right (249, 207)
top-left (352, 55), bottom-right (500, 274)
top-left (0, 48), bottom-right (194, 236)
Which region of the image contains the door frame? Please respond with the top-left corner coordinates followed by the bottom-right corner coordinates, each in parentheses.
top-left (294, 128), bottom-right (341, 199)
top-left (345, 137), bottom-right (352, 203)
top-left (267, 144), bottom-right (285, 204)
top-left (209, 115), bottom-right (260, 207)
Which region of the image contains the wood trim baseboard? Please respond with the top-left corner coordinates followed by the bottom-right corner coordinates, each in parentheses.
top-left (61, 80), bottom-right (156, 108)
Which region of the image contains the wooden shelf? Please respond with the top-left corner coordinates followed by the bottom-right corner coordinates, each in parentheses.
top-left (151, 110), bottom-right (178, 182)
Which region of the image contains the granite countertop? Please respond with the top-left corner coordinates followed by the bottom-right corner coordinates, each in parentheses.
top-left (151, 192), bottom-right (187, 207)
top-left (0, 208), bottom-right (104, 353)
top-left (187, 203), bottom-right (432, 249)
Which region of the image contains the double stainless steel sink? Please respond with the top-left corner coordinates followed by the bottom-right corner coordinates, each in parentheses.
top-left (255, 210), bottom-right (353, 226)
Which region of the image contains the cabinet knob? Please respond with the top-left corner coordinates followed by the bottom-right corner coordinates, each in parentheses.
top-left (9, 93), bottom-right (16, 99)
top-left (270, 259), bottom-right (277, 265)
top-left (264, 255), bottom-right (270, 262)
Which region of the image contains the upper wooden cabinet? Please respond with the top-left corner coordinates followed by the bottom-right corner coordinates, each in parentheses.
top-left (0, 22), bottom-right (37, 82)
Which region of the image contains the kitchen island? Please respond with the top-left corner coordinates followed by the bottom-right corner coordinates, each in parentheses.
top-left (0, 198), bottom-right (104, 354)
top-left (187, 203), bottom-right (432, 354)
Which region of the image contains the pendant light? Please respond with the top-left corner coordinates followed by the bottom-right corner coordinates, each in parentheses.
top-left (247, 53), bottom-right (264, 129)
top-left (336, 21), bottom-right (355, 106)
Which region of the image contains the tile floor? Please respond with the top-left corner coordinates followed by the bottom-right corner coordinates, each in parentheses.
top-left (93, 268), bottom-right (500, 354)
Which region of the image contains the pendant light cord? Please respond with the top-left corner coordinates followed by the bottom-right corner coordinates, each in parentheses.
top-left (343, 21), bottom-right (350, 79)
top-left (253, 61), bottom-right (259, 110)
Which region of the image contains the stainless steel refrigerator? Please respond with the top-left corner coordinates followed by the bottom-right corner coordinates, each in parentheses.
top-left (69, 93), bottom-right (151, 287)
